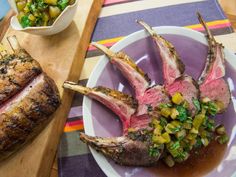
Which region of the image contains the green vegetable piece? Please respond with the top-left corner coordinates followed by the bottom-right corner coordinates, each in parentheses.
top-left (58, 0), bottom-right (69, 10)
top-left (193, 98), bottom-right (201, 113)
top-left (201, 138), bottom-right (209, 147)
top-left (164, 155), bottom-right (175, 167)
top-left (175, 129), bottom-right (186, 140)
top-left (20, 15), bottom-right (32, 28)
top-left (193, 114), bottom-right (205, 130)
top-left (216, 125), bottom-right (226, 135)
top-left (148, 146), bottom-right (160, 157)
top-left (208, 101), bottom-right (218, 116)
top-left (160, 117), bottom-right (168, 127)
top-left (176, 105), bottom-right (187, 122)
top-left (194, 137), bottom-right (202, 148)
top-left (161, 107), bottom-right (171, 118)
top-left (167, 141), bottom-right (182, 158)
top-left (216, 134), bottom-right (229, 144)
top-left (175, 151), bottom-right (190, 162)
top-left (183, 122), bottom-right (192, 129)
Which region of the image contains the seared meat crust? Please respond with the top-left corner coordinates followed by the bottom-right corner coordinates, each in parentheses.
top-left (0, 51), bottom-right (42, 103)
top-left (0, 73), bottom-right (60, 161)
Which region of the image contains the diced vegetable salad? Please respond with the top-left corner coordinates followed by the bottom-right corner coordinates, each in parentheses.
top-left (128, 92), bottom-right (229, 167)
top-left (16, 0), bottom-right (75, 28)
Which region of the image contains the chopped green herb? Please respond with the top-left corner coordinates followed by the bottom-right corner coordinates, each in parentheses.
top-left (58, 0), bottom-right (69, 10)
top-left (20, 15), bottom-right (32, 28)
top-left (193, 98), bottom-right (201, 113)
top-left (148, 146), bottom-right (160, 157)
top-left (208, 101), bottom-right (218, 116)
top-left (176, 105), bottom-right (188, 122)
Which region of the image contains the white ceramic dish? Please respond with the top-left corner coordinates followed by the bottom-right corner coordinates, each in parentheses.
top-left (8, 0), bottom-right (78, 35)
top-left (83, 26), bottom-right (236, 177)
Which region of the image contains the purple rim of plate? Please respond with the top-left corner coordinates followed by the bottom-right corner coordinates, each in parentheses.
top-left (89, 34), bottom-right (236, 177)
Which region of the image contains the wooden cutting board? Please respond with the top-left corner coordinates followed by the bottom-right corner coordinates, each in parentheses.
top-left (0, 0), bottom-right (103, 177)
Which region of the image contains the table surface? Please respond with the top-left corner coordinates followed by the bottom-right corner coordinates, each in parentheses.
top-left (0, 1), bottom-right (236, 177)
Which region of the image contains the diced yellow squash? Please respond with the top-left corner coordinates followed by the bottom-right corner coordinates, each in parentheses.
top-left (190, 127), bottom-right (198, 134)
top-left (16, 1), bottom-right (26, 11)
top-left (172, 92), bottom-right (184, 105)
top-left (193, 114), bottom-right (205, 130)
top-left (161, 107), bottom-right (171, 118)
top-left (162, 132), bottom-right (171, 143)
top-left (152, 134), bottom-right (166, 144)
top-left (182, 100), bottom-right (189, 109)
top-left (175, 129), bottom-right (186, 139)
top-left (49, 6), bottom-right (61, 18)
top-left (154, 125), bottom-right (163, 135)
top-left (151, 118), bottom-right (160, 127)
top-left (23, 5), bottom-right (30, 13)
top-left (201, 138), bottom-right (209, 147)
top-left (183, 122), bottom-right (192, 129)
top-left (170, 108), bottom-right (179, 119)
top-left (44, 0), bottom-right (58, 5)
top-left (17, 12), bottom-right (25, 21)
top-left (215, 101), bottom-right (225, 112)
top-left (28, 14), bottom-right (36, 21)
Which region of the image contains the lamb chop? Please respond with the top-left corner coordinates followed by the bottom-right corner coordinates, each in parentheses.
top-left (63, 82), bottom-right (163, 166)
top-left (137, 20), bottom-right (199, 116)
top-left (91, 42), bottom-right (170, 116)
top-left (197, 13), bottom-right (231, 112)
top-left (0, 36), bottom-right (60, 161)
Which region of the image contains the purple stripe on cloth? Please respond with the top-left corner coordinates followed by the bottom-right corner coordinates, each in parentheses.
top-left (92, 0), bottom-right (232, 41)
top-left (58, 154), bottom-right (106, 177)
top-left (68, 106), bottom-right (83, 119)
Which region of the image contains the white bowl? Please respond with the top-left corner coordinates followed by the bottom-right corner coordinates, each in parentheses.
top-left (8, 0), bottom-right (78, 35)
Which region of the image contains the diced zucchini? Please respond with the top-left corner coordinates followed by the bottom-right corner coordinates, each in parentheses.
top-left (167, 141), bottom-right (182, 158)
top-left (216, 125), bottom-right (226, 135)
top-left (175, 151), bottom-right (190, 162)
top-left (175, 129), bottom-right (186, 139)
top-left (216, 134), bottom-right (229, 144)
top-left (172, 92), bottom-right (184, 105)
top-left (164, 155), bottom-right (175, 167)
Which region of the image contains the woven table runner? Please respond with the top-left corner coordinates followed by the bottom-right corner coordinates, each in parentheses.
top-left (58, 0), bottom-right (235, 176)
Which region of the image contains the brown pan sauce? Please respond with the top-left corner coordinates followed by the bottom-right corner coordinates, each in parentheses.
top-left (149, 140), bottom-right (226, 177)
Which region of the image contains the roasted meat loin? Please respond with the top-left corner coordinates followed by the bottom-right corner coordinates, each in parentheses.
top-left (0, 36), bottom-right (60, 161)
top-left (63, 14), bottom-right (230, 166)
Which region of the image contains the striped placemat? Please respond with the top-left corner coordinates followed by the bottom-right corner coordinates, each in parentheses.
top-left (58, 0), bottom-right (235, 176)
